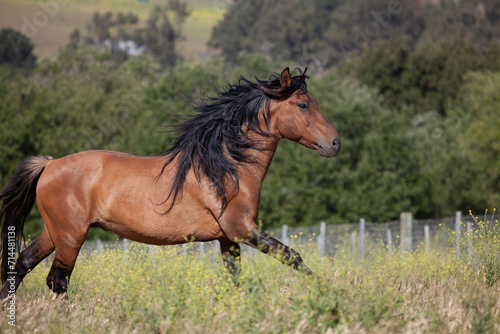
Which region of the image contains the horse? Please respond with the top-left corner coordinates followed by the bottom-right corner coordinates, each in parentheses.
top-left (0, 67), bottom-right (340, 300)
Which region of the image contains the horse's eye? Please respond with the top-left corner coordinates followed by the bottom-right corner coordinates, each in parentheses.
top-left (297, 102), bottom-right (309, 111)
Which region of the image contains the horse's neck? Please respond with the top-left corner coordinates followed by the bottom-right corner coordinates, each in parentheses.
top-left (242, 135), bottom-right (280, 185)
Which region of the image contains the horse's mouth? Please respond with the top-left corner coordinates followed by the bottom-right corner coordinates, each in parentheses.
top-left (318, 148), bottom-right (338, 158)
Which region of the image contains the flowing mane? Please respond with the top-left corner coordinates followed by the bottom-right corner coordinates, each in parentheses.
top-left (158, 69), bottom-right (309, 214)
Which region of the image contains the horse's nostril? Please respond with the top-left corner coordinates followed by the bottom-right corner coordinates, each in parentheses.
top-left (333, 138), bottom-right (341, 151)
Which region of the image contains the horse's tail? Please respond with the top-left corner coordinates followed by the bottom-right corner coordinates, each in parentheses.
top-left (0, 156), bottom-right (52, 283)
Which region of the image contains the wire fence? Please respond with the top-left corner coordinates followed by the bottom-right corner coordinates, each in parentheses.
top-left (82, 211), bottom-right (478, 260)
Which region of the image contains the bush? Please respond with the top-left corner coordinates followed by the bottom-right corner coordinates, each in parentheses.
top-left (0, 28), bottom-right (36, 68)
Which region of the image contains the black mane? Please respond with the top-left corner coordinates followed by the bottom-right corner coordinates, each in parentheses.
top-left (158, 69), bottom-right (308, 215)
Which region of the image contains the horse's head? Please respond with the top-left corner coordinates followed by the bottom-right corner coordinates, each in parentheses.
top-left (270, 68), bottom-right (340, 158)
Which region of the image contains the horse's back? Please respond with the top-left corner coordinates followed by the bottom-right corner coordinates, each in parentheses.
top-left (36, 149), bottom-right (163, 217)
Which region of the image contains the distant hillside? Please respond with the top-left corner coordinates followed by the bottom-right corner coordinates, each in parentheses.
top-left (0, 0), bottom-right (227, 59)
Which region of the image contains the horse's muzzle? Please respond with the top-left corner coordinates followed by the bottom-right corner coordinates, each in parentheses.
top-left (318, 137), bottom-right (341, 158)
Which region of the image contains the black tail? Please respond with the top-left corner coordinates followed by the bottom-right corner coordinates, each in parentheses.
top-left (0, 156), bottom-right (51, 283)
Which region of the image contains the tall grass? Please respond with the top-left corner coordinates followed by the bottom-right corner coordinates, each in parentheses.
top-left (456, 209), bottom-right (500, 287)
top-left (1, 235), bottom-right (499, 333)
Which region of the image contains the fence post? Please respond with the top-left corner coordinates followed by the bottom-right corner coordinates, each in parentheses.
top-left (467, 221), bottom-right (472, 257)
top-left (96, 239), bottom-right (102, 255)
top-left (199, 242), bottom-right (204, 258)
top-left (122, 239), bottom-right (130, 263)
top-left (123, 238), bottom-right (130, 252)
top-left (401, 212), bottom-right (412, 254)
top-left (211, 241), bottom-right (218, 264)
top-left (149, 245), bottom-right (157, 262)
top-left (424, 225), bottom-right (430, 253)
top-left (387, 228), bottom-right (392, 252)
top-left (359, 218), bottom-right (365, 260)
top-left (282, 224), bottom-right (289, 246)
top-left (455, 211), bottom-right (462, 258)
top-left (318, 221), bottom-right (326, 257)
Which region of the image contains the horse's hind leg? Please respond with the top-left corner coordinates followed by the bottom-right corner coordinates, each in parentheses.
top-left (219, 239), bottom-right (241, 280)
top-left (0, 227), bottom-right (55, 300)
top-left (37, 196), bottom-right (88, 297)
top-left (46, 240), bottom-right (85, 297)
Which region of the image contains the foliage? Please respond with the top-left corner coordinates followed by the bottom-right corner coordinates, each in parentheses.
top-left (339, 37), bottom-right (500, 115)
top-left (209, 0), bottom-right (500, 72)
top-left (0, 28), bottom-right (36, 68)
top-left (134, 2), bottom-right (189, 67)
top-left (209, 0), bottom-right (340, 71)
top-left (454, 71), bottom-right (500, 207)
top-left (403, 111), bottom-right (487, 218)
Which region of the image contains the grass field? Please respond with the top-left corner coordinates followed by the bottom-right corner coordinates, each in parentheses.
top-left (0, 0), bottom-right (226, 59)
top-left (0, 234), bottom-right (499, 333)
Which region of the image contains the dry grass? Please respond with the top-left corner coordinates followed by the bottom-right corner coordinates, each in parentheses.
top-left (0, 238), bottom-right (499, 333)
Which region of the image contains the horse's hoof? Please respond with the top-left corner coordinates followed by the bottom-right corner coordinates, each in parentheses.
top-left (50, 291), bottom-right (68, 301)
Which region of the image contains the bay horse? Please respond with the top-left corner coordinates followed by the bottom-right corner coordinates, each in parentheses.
top-left (0, 67), bottom-right (340, 300)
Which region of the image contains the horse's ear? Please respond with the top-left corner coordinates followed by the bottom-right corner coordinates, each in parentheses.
top-left (280, 67), bottom-right (292, 88)
top-left (302, 67), bottom-right (308, 77)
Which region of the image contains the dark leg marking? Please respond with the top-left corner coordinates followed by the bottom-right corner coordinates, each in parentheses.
top-left (0, 237), bottom-right (54, 300)
top-left (246, 229), bottom-right (313, 275)
top-left (46, 258), bottom-right (74, 295)
top-left (220, 240), bottom-right (241, 279)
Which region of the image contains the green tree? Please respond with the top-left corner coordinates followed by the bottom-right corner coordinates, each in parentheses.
top-left (0, 28), bottom-right (36, 68)
top-left (340, 37), bottom-right (498, 115)
top-left (454, 71), bottom-right (500, 207)
top-left (78, 1), bottom-right (188, 68)
top-left (210, 0), bottom-right (500, 72)
top-left (209, 0), bottom-right (343, 72)
top-left (134, 2), bottom-right (188, 68)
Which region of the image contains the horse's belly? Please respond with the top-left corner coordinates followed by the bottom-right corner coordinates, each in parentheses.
top-left (96, 204), bottom-right (225, 245)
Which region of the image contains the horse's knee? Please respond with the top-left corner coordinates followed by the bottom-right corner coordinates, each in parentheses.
top-left (15, 247), bottom-right (42, 275)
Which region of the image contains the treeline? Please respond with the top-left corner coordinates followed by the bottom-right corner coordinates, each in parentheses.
top-left (1, 0), bottom-right (499, 240)
top-left (211, 0), bottom-right (500, 72)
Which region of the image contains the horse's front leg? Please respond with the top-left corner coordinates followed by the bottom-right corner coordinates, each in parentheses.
top-left (219, 239), bottom-right (241, 280)
top-left (245, 228), bottom-right (314, 275)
